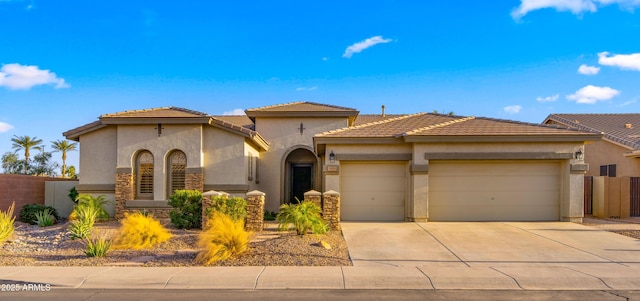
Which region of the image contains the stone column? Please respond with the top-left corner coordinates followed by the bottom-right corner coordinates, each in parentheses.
top-left (201, 190), bottom-right (228, 228)
top-left (303, 190), bottom-right (322, 208)
top-left (323, 190), bottom-right (340, 230)
top-left (185, 168), bottom-right (204, 192)
top-left (115, 168), bottom-right (134, 219)
top-left (245, 190), bottom-right (265, 232)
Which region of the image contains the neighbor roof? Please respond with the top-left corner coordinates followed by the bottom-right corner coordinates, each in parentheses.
top-left (544, 114), bottom-right (640, 150)
top-left (316, 113), bottom-right (601, 144)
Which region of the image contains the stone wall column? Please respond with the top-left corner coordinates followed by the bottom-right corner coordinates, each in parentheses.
top-left (115, 168), bottom-right (134, 219)
top-left (323, 190), bottom-right (340, 230)
top-left (185, 168), bottom-right (204, 192)
top-left (201, 190), bottom-right (228, 228)
top-left (245, 190), bottom-right (265, 232)
top-left (303, 190), bottom-right (322, 208)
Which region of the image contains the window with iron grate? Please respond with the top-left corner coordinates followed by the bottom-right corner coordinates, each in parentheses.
top-left (136, 151), bottom-right (154, 199)
top-left (169, 151), bottom-right (186, 195)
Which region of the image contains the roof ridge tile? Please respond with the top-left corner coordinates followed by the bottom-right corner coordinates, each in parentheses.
top-left (245, 101), bottom-right (304, 112)
top-left (101, 106), bottom-right (209, 118)
top-left (402, 116), bottom-right (475, 136)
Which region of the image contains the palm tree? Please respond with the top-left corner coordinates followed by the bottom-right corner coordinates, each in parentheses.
top-left (51, 139), bottom-right (77, 178)
top-left (11, 135), bottom-right (43, 174)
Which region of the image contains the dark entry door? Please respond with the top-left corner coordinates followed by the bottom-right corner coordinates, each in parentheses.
top-left (290, 164), bottom-right (313, 204)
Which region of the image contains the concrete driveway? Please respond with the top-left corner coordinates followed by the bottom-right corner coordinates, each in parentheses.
top-left (341, 222), bottom-right (640, 268)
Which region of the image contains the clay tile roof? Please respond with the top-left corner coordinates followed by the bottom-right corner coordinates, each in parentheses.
top-left (317, 113), bottom-right (462, 137)
top-left (213, 115), bottom-right (255, 130)
top-left (354, 114), bottom-right (409, 126)
top-left (246, 101), bottom-right (357, 113)
top-left (101, 107), bottom-right (209, 118)
top-left (545, 113), bottom-right (640, 149)
top-left (409, 116), bottom-right (598, 136)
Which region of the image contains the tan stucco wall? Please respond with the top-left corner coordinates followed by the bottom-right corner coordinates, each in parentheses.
top-left (584, 140), bottom-right (640, 177)
top-left (79, 126), bottom-right (117, 185)
top-left (202, 126), bottom-right (251, 186)
top-left (117, 124), bottom-right (203, 200)
top-left (255, 117), bottom-right (348, 211)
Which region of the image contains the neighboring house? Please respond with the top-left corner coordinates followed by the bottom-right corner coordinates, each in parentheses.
top-left (543, 114), bottom-right (640, 178)
top-left (64, 102), bottom-right (600, 222)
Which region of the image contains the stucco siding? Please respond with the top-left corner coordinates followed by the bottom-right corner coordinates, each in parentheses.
top-left (202, 126), bottom-right (247, 185)
top-left (585, 140), bottom-right (640, 177)
top-left (79, 126), bottom-right (117, 185)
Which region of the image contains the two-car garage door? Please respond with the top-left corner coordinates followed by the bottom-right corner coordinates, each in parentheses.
top-left (428, 160), bottom-right (560, 221)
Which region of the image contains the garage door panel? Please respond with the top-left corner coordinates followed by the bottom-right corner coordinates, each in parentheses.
top-left (428, 160), bottom-right (560, 221)
top-left (341, 162), bottom-right (406, 221)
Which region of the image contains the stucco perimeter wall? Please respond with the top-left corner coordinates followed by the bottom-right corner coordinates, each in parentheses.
top-left (584, 140), bottom-right (640, 177)
top-left (117, 124), bottom-right (203, 200)
top-left (0, 175), bottom-right (76, 218)
top-left (202, 126), bottom-right (251, 187)
top-left (255, 117), bottom-right (348, 212)
top-left (79, 126), bottom-right (117, 185)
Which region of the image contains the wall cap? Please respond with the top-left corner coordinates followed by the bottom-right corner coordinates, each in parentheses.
top-left (246, 190), bottom-right (266, 196)
top-left (304, 190), bottom-right (322, 196)
top-left (323, 190), bottom-right (340, 196)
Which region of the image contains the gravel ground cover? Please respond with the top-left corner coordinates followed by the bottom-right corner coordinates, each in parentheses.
top-left (581, 216), bottom-right (640, 239)
top-left (0, 220), bottom-right (352, 267)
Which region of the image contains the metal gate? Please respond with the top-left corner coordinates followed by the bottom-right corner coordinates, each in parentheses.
top-left (631, 177), bottom-right (640, 217)
top-left (584, 176), bottom-right (593, 215)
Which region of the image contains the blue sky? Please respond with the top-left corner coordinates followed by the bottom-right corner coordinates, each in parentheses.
top-left (1, 0), bottom-right (639, 171)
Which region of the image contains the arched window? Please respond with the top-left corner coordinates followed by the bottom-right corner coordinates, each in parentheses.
top-left (136, 151), bottom-right (154, 199)
top-left (168, 150), bottom-right (186, 195)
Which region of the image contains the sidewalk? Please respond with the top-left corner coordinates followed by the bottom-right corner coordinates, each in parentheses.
top-left (1, 264), bottom-right (640, 290)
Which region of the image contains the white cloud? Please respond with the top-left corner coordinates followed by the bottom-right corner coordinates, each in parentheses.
top-left (0, 63), bottom-right (69, 90)
top-left (296, 86), bottom-right (317, 91)
top-left (342, 36), bottom-right (392, 58)
top-left (223, 108), bottom-right (245, 115)
top-left (578, 64), bottom-right (600, 75)
top-left (0, 121), bottom-right (14, 133)
top-left (566, 85), bottom-right (620, 104)
top-left (598, 51), bottom-right (640, 71)
top-left (511, 0), bottom-right (640, 19)
top-left (620, 99), bottom-right (638, 107)
top-left (536, 94), bottom-right (560, 102)
top-left (504, 105), bottom-right (522, 114)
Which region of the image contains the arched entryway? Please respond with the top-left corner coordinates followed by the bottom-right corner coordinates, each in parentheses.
top-left (284, 148), bottom-right (318, 204)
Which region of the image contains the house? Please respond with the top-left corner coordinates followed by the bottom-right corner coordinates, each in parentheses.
top-left (543, 114), bottom-right (640, 178)
top-left (544, 114), bottom-right (640, 218)
top-left (63, 102), bottom-right (600, 222)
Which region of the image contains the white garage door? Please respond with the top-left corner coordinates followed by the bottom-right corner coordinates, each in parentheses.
top-left (429, 160), bottom-right (560, 221)
top-left (341, 162), bottom-right (406, 221)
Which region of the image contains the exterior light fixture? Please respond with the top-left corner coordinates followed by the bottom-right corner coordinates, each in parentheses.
top-left (329, 150), bottom-right (336, 163)
top-left (575, 149), bottom-right (584, 160)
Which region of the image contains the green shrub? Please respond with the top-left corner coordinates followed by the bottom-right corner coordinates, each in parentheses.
top-left (264, 210), bottom-right (277, 221)
top-left (168, 190), bottom-right (202, 229)
top-left (84, 237), bottom-right (112, 257)
top-left (0, 202), bottom-right (16, 243)
top-left (34, 208), bottom-right (56, 227)
top-left (19, 204), bottom-right (60, 225)
top-left (196, 211), bottom-right (250, 265)
top-left (68, 187), bottom-right (79, 204)
top-left (114, 212), bottom-right (172, 250)
top-left (205, 196), bottom-right (247, 223)
top-left (76, 194), bottom-right (111, 222)
top-left (68, 205), bottom-right (98, 240)
top-left (277, 201), bottom-right (328, 235)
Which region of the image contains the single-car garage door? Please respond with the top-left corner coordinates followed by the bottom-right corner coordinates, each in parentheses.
top-left (341, 162), bottom-right (406, 221)
top-left (429, 160), bottom-right (560, 221)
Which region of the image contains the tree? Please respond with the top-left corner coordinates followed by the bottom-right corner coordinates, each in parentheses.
top-left (31, 150), bottom-right (59, 176)
top-left (66, 165), bottom-right (78, 179)
top-left (432, 110), bottom-right (455, 116)
top-left (51, 139), bottom-right (77, 178)
top-left (11, 135), bottom-right (43, 174)
top-left (1, 152), bottom-right (24, 174)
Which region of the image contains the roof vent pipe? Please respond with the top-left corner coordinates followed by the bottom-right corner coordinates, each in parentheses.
top-left (381, 105), bottom-right (386, 117)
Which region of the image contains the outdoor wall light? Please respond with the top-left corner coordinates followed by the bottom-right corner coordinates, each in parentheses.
top-left (575, 149), bottom-right (584, 160)
top-left (329, 150), bottom-right (336, 163)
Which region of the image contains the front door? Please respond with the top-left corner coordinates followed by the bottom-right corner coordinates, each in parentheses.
top-left (290, 164), bottom-right (313, 204)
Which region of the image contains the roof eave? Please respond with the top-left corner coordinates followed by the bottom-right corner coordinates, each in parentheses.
top-left (62, 121), bottom-right (107, 141)
top-left (208, 118), bottom-right (269, 151)
top-left (403, 134), bottom-right (603, 143)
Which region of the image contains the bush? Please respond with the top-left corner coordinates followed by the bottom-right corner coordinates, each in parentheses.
top-left (196, 211), bottom-right (250, 265)
top-left (113, 212), bottom-right (171, 250)
top-left (0, 202), bottom-right (16, 243)
top-left (68, 187), bottom-right (79, 204)
top-left (68, 205), bottom-right (98, 240)
top-left (34, 208), bottom-right (56, 227)
top-left (264, 210), bottom-right (277, 221)
top-left (19, 204), bottom-right (60, 225)
top-left (84, 237), bottom-right (112, 257)
top-left (76, 194), bottom-right (111, 222)
top-left (168, 190), bottom-right (202, 229)
top-left (276, 201), bottom-right (328, 235)
top-left (204, 196), bottom-right (247, 223)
